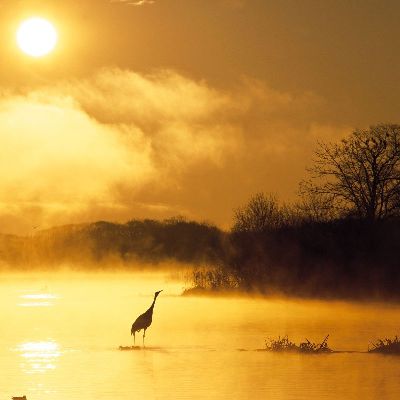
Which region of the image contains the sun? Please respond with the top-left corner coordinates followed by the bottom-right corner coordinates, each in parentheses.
top-left (17, 17), bottom-right (58, 58)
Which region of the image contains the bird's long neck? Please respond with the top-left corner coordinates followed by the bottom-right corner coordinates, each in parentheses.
top-left (148, 296), bottom-right (158, 312)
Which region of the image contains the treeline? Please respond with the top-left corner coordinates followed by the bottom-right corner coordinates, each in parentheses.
top-left (224, 209), bottom-right (400, 299)
top-left (0, 218), bottom-right (226, 268)
top-left (1, 123), bottom-right (400, 300)
top-left (184, 199), bottom-right (400, 299)
top-left (188, 123), bottom-right (400, 300)
top-left (1, 211), bottom-right (399, 299)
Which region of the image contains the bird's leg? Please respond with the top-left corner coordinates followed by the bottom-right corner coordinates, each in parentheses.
top-left (133, 332), bottom-right (136, 346)
top-left (143, 329), bottom-right (146, 348)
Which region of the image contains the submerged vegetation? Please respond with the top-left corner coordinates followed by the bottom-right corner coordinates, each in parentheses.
top-left (264, 336), bottom-right (297, 352)
top-left (262, 334), bottom-right (400, 354)
top-left (369, 337), bottom-right (400, 354)
top-left (264, 335), bottom-right (332, 354)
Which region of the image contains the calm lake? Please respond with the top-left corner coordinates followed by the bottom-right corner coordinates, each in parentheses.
top-left (0, 271), bottom-right (399, 400)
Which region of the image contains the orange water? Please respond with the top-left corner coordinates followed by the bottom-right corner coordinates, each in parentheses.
top-left (0, 272), bottom-right (399, 400)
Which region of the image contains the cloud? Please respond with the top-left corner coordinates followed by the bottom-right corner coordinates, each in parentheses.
top-left (0, 68), bottom-right (347, 234)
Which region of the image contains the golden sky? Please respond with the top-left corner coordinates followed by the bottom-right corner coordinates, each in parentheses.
top-left (0, 0), bottom-right (399, 233)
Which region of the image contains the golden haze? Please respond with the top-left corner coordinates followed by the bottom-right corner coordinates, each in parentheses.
top-left (0, 0), bottom-right (397, 233)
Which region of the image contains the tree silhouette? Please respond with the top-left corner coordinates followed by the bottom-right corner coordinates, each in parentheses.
top-left (232, 193), bottom-right (285, 233)
top-left (302, 124), bottom-right (400, 221)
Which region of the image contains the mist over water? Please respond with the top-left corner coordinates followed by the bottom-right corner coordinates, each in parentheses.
top-left (0, 271), bottom-right (399, 400)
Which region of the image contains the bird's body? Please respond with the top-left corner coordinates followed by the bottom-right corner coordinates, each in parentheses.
top-left (131, 290), bottom-right (162, 346)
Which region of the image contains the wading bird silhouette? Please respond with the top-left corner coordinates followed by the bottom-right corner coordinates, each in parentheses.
top-left (131, 290), bottom-right (162, 346)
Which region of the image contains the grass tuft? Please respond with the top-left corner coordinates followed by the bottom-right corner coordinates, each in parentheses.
top-left (265, 334), bottom-right (332, 353)
top-left (368, 336), bottom-right (400, 354)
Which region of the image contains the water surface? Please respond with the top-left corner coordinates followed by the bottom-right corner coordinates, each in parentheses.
top-left (0, 272), bottom-right (399, 400)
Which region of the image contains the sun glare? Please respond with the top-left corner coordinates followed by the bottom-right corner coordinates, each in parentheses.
top-left (17, 17), bottom-right (58, 58)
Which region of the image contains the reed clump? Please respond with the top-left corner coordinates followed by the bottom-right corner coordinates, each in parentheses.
top-left (265, 334), bottom-right (332, 354)
top-left (368, 336), bottom-right (400, 354)
top-left (183, 265), bottom-right (240, 294)
top-left (264, 335), bottom-right (298, 352)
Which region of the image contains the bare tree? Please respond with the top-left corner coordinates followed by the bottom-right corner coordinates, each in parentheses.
top-left (232, 193), bottom-right (286, 233)
top-left (296, 190), bottom-right (337, 222)
top-left (301, 124), bottom-right (400, 221)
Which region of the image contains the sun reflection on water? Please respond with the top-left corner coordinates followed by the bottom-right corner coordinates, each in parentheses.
top-left (18, 293), bottom-right (59, 307)
top-left (16, 341), bottom-right (61, 374)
